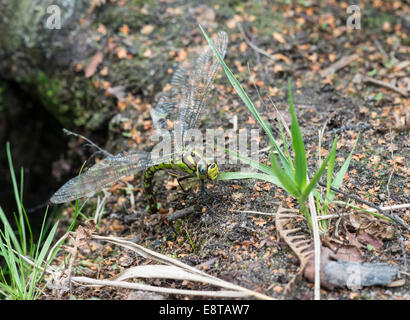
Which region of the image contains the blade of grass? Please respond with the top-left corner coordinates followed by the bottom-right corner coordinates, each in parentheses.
top-left (300, 137), bottom-right (337, 203)
top-left (277, 118), bottom-right (294, 177)
top-left (222, 147), bottom-right (275, 175)
top-left (6, 142), bottom-right (26, 254)
top-left (270, 151), bottom-right (301, 197)
top-left (323, 136), bottom-right (337, 215)
top-left (0, 207), bottom-right (22, 255)
top-left (332, 200), bottom-right (394, 222)
top-left (217, 171), bottom-right (283, 188)
top-left (329, 134), bottom-right (360, 202)
top-left (199, 25), bottom-right (290, 168)
top-left (287, 79), bottom-right (307, 190)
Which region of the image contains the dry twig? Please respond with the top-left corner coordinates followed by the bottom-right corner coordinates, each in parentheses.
top-left (362, 75), bottom-right (408, 97)
top-left (320, 54), bottom-right (359, 77)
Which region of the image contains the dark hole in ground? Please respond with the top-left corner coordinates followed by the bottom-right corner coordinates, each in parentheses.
top-left (0, 79), bottom-right (73, 235)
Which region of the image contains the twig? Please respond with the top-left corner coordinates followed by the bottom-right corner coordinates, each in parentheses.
top-left (94, 191), bottom-right (109, 224)
top-left (238, 23), bottom-right (279, 63)
top-left (321, 54), bottom-right (359, 77)
top-left (63, 128), bottom-right (112, 157)
top-left (303, 123), bottom-right (372, 143)
top-left (71, 276), bottom-right (249, 298)
top-left (362, 75), bottom-right (408, 97)
top-left (317, 203), bottom-right (410, 220)
top-left (167, 206), bottom-right (196, 221)
top-left (307, 180), bottom-right (321, 300)
top-left (318, 182), bottom-right (409, 231)
top-left (230, 209), bottom-right (279, 216)
top-left (373, 39), bottom-right (389, 61)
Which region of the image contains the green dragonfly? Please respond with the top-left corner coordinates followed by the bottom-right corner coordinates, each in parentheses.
top-left (50, 31), bottom-right (228, 213)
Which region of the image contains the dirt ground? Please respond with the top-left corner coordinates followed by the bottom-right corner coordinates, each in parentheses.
top-left (42, 0), bottom-right (409, 300)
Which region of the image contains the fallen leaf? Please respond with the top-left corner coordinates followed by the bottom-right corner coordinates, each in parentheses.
top-left (272, 32), bottom-right (286, 44)
top-left (84, 52), bottom-right (103, 78)
top-left (119, 24), bottom-right (129, 35)
top-left (100, 66), bottom-right (108, 76)
top-left (97, 23), bottom-right (107, 35)
top-left (191, 5), bottom-right (216, 28)
top-left (141, 24), bottom-right (154, 35)
top-left (116, 47), bottom-right (127, 59)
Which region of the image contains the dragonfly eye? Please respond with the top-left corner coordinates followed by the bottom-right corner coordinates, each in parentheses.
top-left (198, 163), bottom-right (206, 175)
top-left (209, 163), bottom-right (215, 169)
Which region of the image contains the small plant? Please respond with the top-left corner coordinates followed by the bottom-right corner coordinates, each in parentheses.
top-left (200, 26), bottom-right (360, 230)
top-left (0, 142), bottom-right (61, 299)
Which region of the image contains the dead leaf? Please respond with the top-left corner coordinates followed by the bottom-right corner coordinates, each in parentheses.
top-left (141, 24), bottom-right (154, 35)
top-left (97, 23), bottom-right (107, 35)
top-left (119, 24), bottom-right (130, 35)
top-left (190, 5), bottom-right (216, 28)
top-left (272, 32), bottom-right (286, 44)
top-left (357, 232), bottom-right (383, 250)
top-left (100, 66), bottom-right (108, 76)
top-left (333, 245), bottom-right (364, 262)
top-left (116, 47), bottom-right (127, 59)
top-left (349, 212), bottom-right (395, 239)
top-left (345, 230), bottom-right (365, 249)
top-left (84, 52), bottom-right (103, 78)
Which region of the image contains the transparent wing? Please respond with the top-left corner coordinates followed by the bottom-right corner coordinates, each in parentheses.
top-left (150, 63), bottom-right (188, 132)
top-left (150, 31), bottom-right (228, 140)
top-left (50, 150), bottom-right (181, 204)
top-left (178, 31), bottom-right (228, 139)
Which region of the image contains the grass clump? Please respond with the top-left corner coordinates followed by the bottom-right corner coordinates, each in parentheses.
top-left (0, 142), bottom-right (61, 299)
top-left (200, 26), bottom-right (360, 231)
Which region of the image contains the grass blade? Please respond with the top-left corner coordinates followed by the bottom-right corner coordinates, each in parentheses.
top-left (329, 134), bottom-right (360, 202)
top-left (199, 25), bottom-right (288, 165)
top-left (222, 147), bottom-right (275, 175)
top-left (301, 137), bottom-right (337, 203)
top-left (218, 171), bottom-right (283, 188)
top-left (270, 152), bottom-right (301, 197)
top-left (288, 80), bottom-right (307, 190)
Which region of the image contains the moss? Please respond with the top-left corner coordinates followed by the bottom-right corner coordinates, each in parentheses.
top-left (97, 2), bottom-right (154, 31)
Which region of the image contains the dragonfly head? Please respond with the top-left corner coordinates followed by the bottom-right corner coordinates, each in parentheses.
top-left (197, 159), bottom-right (219, 181)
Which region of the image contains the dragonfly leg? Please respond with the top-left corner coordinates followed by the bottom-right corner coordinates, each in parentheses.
top-left (177, 175), bottom-right (192, 193)
top-left (200, 183), bottom-right (216, 215)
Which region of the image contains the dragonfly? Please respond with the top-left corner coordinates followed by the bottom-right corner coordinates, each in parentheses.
top-left (50, 31), bottom-right (228, 213)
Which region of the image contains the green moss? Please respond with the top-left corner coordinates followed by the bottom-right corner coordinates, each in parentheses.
top-left (97, 2), bottom-right (153, 31)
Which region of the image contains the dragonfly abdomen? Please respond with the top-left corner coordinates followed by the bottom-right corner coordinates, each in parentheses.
top-left (143, 158), bottom-right (196, 213)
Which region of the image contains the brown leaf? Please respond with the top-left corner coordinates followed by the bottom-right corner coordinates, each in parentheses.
top-left (334, 245), bottom-right (364, 262)
top-left (84, 52), bottom-right (103, 78)
top-left (191, 5), bottom-right (216, 28)
top-left (116, 47), bottom-right (127, 59)
top-left (345, 230), bottom-right (365, 249)
top-left (272, 32), bottom-right (286, 44)
top-left (357, 232), bottom-right (383, 250)
top-left (141, 24), bottom-right (154, 35)
top-left (99, 66), bottom-right (108, 76)
top-left (119, 24), bottom-right (130, 35)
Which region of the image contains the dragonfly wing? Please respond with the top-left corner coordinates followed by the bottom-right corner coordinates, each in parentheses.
top-left (150, 31), bottom-right (228, 141)
top-left (50, 150), bottom-right (178, 204)
top-left (150, 65), bottom-right (188, 132)
top-left (179, 31), bottom-right (228, 139)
